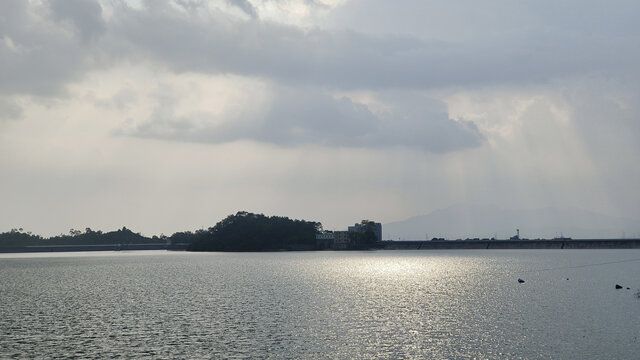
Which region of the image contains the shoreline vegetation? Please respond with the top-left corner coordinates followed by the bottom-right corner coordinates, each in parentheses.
top-left (0, 212), bottom-right (320, 252)
top-left (2, 211), bottom-right (640, 253)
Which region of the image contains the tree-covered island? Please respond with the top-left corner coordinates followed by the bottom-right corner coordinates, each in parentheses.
top-left (188, 211), bottom-right (322, 251)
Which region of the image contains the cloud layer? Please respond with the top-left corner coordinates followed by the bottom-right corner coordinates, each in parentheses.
top-left (1, 0), bottom-right (640, 236)
top-left (128, 86), bottom-right (483, 152)
top-left (5, 0), bottom-right (640, 95)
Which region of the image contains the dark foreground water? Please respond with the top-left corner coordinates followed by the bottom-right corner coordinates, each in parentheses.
top-left (1, 250), bottom-right (639, 359)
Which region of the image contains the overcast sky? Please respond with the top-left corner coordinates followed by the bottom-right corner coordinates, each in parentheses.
top-left (2, 0), bottom-right (639, 236)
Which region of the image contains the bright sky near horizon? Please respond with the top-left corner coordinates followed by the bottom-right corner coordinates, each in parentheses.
top-left (1, 0), bottom-right (639, 236)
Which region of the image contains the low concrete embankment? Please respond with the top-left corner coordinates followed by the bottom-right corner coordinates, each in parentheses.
top-left (0, 243), bottom-right (190, 253)
top-left (383, 239), bottom-right (640, 250)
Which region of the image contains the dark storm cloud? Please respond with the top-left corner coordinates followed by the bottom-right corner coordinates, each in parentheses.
top-left (129, 88), bottom-right (483, 152)
top-left (0, 0), bottom-right (104, 96)
top-left (50, 0), bottom-right (105, 42)
top-left (4, 0), bottom-right (640, 95)
top-left (227, 0), bottom-right (258, 19)
top-left (108, 0), bottom-right (640, 90)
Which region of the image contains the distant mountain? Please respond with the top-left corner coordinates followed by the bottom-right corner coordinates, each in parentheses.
top-left (383, 205), bottom-right (640, 240)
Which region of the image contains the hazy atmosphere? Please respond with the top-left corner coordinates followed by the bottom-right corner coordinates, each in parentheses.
top-left (2, 0), bottom-right (640, 238)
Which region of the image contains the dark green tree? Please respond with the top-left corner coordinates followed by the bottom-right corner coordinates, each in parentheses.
top-left (188, 211), bottom-right (322, 252)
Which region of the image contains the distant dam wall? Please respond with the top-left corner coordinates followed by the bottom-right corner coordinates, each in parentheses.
top-left (383, 239), bottom-right (640, 250)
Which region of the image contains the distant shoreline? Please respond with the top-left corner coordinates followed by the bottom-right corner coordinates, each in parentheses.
top-left (2, 239), bottom-right (640, 253)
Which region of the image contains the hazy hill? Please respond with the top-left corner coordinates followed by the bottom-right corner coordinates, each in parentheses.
top-left (383, 205), bottom-right (640, 240)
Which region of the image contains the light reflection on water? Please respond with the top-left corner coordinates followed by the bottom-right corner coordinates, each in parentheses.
top-left (1, 250), bottom-right (639, 359)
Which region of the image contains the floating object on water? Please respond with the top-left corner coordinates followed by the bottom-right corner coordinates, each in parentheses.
top-left (615, 284), bottom-right (623, 289)
top-left (518, 278), bottom-right (525, 283)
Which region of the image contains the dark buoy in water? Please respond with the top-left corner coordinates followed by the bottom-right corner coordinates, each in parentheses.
top-left (518, 278), bottom-right (525, 283)
top-left (615, 284), bottom-right (623, 289)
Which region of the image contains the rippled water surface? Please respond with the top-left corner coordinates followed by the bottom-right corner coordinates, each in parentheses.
top-left (1, 250), bottom-right (640, 359)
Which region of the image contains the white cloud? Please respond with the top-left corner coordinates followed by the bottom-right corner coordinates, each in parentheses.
top-left (0, 97), bottom-right (23, 120)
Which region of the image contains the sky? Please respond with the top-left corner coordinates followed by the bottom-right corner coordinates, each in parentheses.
top-left (1, 0), bottom-right (640, 237)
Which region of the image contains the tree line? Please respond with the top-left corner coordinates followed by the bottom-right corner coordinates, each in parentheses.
top-left (0, 227), bottom-right (159, 247)
top-left (1, 212), bottom-right (380, 251)
top-left (0, 212), bottom-right (323, 251)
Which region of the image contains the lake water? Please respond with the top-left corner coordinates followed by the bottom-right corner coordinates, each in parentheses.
top-left (1, 250), bottom-right (639, 359)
